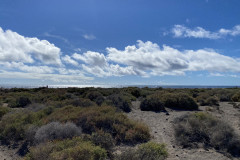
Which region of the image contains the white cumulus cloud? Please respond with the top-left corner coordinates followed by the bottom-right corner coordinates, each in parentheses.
top-left (62, 55), bottom-right (78, 66)
top-left (171, 24), bottom-right (240, 39)
top-left (106, 40), bottom-right (240, 76)
top-left (0, 27), bottom-right (62, 65)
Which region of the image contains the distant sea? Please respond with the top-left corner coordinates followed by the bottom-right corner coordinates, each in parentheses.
top-left (0, 84), bottom-right (239, 89)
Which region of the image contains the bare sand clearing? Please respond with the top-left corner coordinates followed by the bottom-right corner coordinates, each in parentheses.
top-left (127, 101), bottom-right (240, 160)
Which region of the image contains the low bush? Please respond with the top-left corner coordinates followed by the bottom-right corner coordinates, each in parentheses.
top-left (140, 98), bottom-right (165, 112)
top-left (174, 112), bottom-right (240, 157)
top-left (66, 98), bottom-right (96, 107)
top-left (9, 96), bottom-right (31, 108)
top-left (116, 142), bottom-right (168, 160)
top-left (0, 107), bottom-right (54, 143)
top-left (24, 137), bottom-right (107, 160)
top-left (198, 96), bottom-right (219, 106)
top-left (142, 92), bottom-right (198, 111)
top-left (123, 87), bottom-right (141, 98)
top-left (44, 106), bottom-right (150, 144)
top-left (90, 130), bottom-right (116, 150)
top-left (216, 89), bottom-right (235, 101)
top-left (161, 93), bottom-right (198, 110)
top-left (85, 91), bottom-right (105, 106)
top-left (34, 122), bottom-right (82, 144)
top-left (106, 94), bottom-right (132, 112)
top-left (0, 107), bottom-right (10, 119)
top-left (232, 92), bottom-right (240, 102)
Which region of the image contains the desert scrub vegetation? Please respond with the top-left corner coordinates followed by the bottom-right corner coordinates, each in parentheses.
top-left (34, 122), bottom-right (82, 144)
top-left (0, 106), bottom-right (54, 143)
top-left (174, 112), bottom-right (240, 157)
top-left (105, 93), bottom-right (132, 112)
top-left (44, 106), bottom-right (150, 144)
top-left (196, 93), bottom-right (220, 106)
top-left (141, 92), bottom-right (198, 111)
top-left (85, 91), bottom-right (105, 106)
top-left (0, 106), bottom-right (10, 119)
top-left (88, 131), bottom-right (116, 150)
top-left (140, 97), bottom-right (165, 112)
top-left (232, 91), bottom-right (240, 102)
top-left (115, 142), bottom-right (168, 160)
top-left (24, 137), bottom-right (107, 160)
top-left (8, 96), bottom-right (31, 108)
top-left (160, 92), bottom-right (198, 110)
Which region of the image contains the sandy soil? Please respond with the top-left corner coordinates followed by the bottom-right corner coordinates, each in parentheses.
top-left (0, 145), bottom-right (20, 160)
top-left (126, 101), bottom-right (240, 160)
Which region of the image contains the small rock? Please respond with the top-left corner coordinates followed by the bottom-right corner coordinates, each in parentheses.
top-left (166, 112), bottom-right (170, 115)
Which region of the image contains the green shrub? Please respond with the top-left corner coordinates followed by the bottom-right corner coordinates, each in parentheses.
top-left (198, 96), bottom-right (219, 106)
top-left (0, 107), bottom-right (54, 143)
top-left (216, 89), bottom-right (235, 101)
top-left (144, 92), bottom-right (198, 111)
top-left (86, 91), bottom-right (105, 106)
top-left (205, 96), bottom-right (219, 106)
top-left (0, 107), bottom-right (10, 119)
top-left (160, 93), bottom-right (198, 110)
top-left (116, 142), bottom-right (168, 160)
top-left (232, 92), bottom-right (240, 102)
top-left (140, 98), bottom-right (165, 112)
top-left (66, 98), bottom-right (96, 107)
top-left (90, 130), bottom-right (116, 150)
top-left (44, 106), bottom-right (150, 144)
top-left (24, 137), bottom-right (107, 160)
top-left (137, 142), bottom-right (168, 160)
top-left (123, 87), bottom-right (141, 98)
top-left (9, 96), bottom-right (31, 108)
top-left (106, 94), bottom-right (131, 112)
top-left (174, 112), bottom-right (240, 157)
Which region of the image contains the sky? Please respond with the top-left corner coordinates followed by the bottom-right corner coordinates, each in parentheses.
top-left (0, 0), bottom-right (240, 86)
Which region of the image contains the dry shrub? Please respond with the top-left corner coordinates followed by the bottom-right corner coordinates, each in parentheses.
top-left (44, 106), bottom-right (150, 144)
top-left (140, 97), bottom-right (165, 112)
top-left (106, 94), bottom-right (132, 112)
top-left (0, 106), bottom-right (10, 119)
top-left (34, 122), bottom-right (82, 144)
top-left (115, 142), bottom-right (168, 160)
top-left (174, 112), bottom-right (240, 157)
top-left (24, 137), bottom-right (107, 160)
top-left (141, 92), bottom-right (198, 111)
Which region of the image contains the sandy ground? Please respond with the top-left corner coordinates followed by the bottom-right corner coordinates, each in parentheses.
top-left (126, 101), bottom-right (240, 160)
top-left (0, 145), bottom-right (20, 160)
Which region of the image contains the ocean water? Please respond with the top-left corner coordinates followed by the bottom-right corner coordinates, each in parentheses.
top-left (0, 84), bottom-right (239, 89)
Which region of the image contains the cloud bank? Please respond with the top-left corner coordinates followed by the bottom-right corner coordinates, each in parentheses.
top-left (171, 24), bottom-right (240, 39)
top-left (0, 27), bottom-right (240, 84)
top-left (0, 28), bottom-right (62, 65)
top-left (71, 40), bottom-right (240, 77)
top-left (0, 27), bottom-right (91, 83)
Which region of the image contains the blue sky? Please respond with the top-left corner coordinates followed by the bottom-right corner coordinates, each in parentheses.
top-left (0, 0), bottom-right (240, 86)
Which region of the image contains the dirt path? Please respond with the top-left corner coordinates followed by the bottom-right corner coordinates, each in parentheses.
top-left (127, 101), bottom-right (240, 160)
